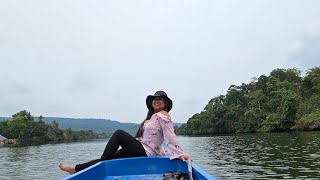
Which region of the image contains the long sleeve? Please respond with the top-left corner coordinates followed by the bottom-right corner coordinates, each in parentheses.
top-left (157, 112), bottom-right (185, 160)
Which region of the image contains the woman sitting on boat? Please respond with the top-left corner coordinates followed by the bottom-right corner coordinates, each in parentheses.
top-left (59, 90), bottom-right (190, 174)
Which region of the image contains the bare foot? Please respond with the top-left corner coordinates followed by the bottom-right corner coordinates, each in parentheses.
top-left (59, 163), bottom-right (76, 174)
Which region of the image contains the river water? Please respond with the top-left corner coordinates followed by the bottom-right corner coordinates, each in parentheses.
top-left (0, 131), bottom-right (319, 179)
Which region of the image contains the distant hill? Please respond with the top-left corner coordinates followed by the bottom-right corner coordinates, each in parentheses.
top-left (0, 117), bottom-right (10, 121)
top-left (1, 116), bottom-right (139, 135)
top-left (173, 123), bottom-right (184, 127)
top-left (0, 116), bottom-right (184, 135)
top-left (45, 117), bottom-right (139, 135)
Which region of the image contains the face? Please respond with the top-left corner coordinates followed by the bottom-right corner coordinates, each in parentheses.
top-left (152, 97), bottom-right (166, 113)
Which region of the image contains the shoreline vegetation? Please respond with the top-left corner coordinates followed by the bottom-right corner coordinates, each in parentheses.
top-left (176, 66), bottom-right (320, 135)
top-left (0, 111), bottom-right (108, 145)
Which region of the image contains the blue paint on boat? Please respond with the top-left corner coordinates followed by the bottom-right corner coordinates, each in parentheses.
top-left (63, 156), bottom-right (215, 180)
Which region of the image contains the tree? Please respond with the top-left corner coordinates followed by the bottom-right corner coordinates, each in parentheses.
top-left (302, 67), bottom-right (320, 96)
top-left (262, 90), bottom-right (300, 131)
top-left (176, 66), bottom-right (320, 135)
top-left (12, 110), bottom-right (34, 121)
top-left (270, 68), bottom-right (302, 84)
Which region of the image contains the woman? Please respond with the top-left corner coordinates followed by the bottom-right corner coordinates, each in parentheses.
top-left (59, 90), bottom-right (190, 174)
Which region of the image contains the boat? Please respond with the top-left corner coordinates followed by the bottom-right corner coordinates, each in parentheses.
top-left (63, 156), bottom-right (216, 180)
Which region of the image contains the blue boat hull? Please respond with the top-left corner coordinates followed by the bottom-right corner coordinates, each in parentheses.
top-left (63, 157), bottom-right (215, 180)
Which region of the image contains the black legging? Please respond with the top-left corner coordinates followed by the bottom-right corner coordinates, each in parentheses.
top-left (75, 130), bottom-right (147, 172)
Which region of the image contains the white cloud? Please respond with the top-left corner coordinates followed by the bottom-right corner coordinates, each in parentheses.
top-left (288, 40), bottom-right (304, 55)
top-left (287, 22), bottom-right (320, 69)
top-left (305, 22), bottom-right (320, 38)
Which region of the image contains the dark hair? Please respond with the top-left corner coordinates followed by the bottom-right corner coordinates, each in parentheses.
top-left (135, 99), bottom-right (169, 138)
top-left (135, 108), bottom-right (154, 138)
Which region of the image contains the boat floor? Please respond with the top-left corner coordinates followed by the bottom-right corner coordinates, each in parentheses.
top-left (103, 173), bottom-right (164, 180)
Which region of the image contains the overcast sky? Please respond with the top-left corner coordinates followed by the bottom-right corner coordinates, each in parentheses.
top-left (1, 0), bottom-right (320, 123)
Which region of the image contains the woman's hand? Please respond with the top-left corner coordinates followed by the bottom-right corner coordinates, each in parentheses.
top-left (179, 154), bottom-right (191, 161)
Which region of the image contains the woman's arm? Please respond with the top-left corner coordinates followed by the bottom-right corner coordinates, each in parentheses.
top-left (158, 111), bottom-right (190, 161)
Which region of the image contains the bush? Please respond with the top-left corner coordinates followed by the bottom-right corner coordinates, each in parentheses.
top-left (293, 110), bottom-right (320, 131)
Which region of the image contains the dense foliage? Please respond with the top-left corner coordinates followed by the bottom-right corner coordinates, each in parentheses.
top-left (176, 67), bottom-right (320, 135)
top-left (0, 110), bottom-right (108, 144)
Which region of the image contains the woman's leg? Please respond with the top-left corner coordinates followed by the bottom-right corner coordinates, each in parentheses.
top-left (73, 150), bottom-right (125, 172)
top-left (73, 149), bottom-right (126, 172)
top-left (73, 130), bottom-right (146, 172)
top-left (74, 159), bottom-right (100, 172)
top-left (100, 129), bottom-right (147, 160)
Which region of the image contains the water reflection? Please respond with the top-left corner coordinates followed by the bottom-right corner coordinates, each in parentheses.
top-left (179, 132), bottom-right (320, 179)
top-left (0, 132), bottom-right (319, 179)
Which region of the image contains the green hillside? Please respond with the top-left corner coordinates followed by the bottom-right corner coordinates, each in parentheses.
top-left (177, 66), bottom-right (320, 135)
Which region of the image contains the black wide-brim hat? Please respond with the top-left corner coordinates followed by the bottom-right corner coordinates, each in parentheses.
top-left (146, 90), bottom-right (173, 112)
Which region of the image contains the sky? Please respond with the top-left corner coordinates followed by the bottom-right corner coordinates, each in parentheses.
top-left (1, 0), bottom-right (320, 123)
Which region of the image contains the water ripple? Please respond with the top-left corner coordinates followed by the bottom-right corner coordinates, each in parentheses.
top-left (1, 132), bottom-right (320, 179)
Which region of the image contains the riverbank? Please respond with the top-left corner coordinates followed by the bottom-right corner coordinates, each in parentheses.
top-left (0, 138), bottom-right (107, 148)
top-left (0, 139), bottom-right (17, 145)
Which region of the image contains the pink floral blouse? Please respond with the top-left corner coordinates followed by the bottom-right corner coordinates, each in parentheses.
top-left (137, 112), bottom-right (185, 160)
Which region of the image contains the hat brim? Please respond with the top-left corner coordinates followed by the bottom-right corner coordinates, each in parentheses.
top-left (146, 95), bottom-right (173, 112)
